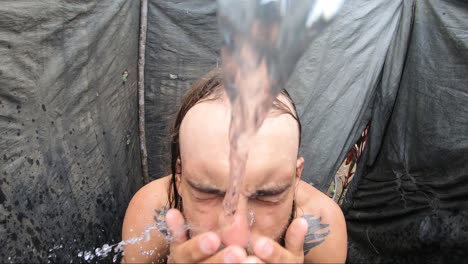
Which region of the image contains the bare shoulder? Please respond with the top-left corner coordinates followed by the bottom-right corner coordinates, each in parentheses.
top-left (121, 176), bottom-right (171, 263)
top-left (296, 180), bottom-right (347, 263)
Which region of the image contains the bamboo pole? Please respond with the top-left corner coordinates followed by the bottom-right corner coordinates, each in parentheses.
top-left (138, 0), bottom-right (149, 184)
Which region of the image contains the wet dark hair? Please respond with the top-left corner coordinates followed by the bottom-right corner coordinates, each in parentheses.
top-left (167, 68), bottom-right (302, 210)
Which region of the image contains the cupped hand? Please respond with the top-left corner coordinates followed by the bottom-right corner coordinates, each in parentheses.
top-left (250, 217), bottom-right (308, 263)
top-left (166, 208), bottom-right (248, 263)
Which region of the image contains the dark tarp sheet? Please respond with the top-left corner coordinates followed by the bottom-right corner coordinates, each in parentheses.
top-left (287, 0), bottom-right (405, 191)
top-left (343, 0), bottom-right (468, 263)
top-left (145, 0), bottom-right (221, 180)
top-left (0, 1), bottom-right (141, 262)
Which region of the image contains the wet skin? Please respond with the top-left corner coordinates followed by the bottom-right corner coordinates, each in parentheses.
top-left (122, 93), bottom-right (347, 263)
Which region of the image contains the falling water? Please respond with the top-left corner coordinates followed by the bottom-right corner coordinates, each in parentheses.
top-left (218, 0), bottom-right (344, 220)
top-left (51, 221), bottom-right (194, 263)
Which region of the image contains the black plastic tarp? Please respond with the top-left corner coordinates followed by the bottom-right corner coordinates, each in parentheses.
top-left (145, 0), bottom-right (221, 180)
top-left (286, 0), bottom-right (406, 191)
top-left (343, 0), bottom-right (468, 262)
top-left (0, 1), bottom-right (141, 262)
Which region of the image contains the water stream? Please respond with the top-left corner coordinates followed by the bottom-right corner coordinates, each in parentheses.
top-left (218, 0), bottom-right (344, 222)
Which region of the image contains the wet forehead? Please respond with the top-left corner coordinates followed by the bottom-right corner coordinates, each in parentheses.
top-left (179, 98), bottom-right (299, 189)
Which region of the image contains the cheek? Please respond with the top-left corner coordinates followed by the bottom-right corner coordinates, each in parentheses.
top-left (251, 201), bottom-right (293, 239)
top-left (182, 198), bottom-right (223, 236)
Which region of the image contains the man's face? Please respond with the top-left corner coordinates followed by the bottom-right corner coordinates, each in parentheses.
top-left (177, 94), bottom-right (303, 249)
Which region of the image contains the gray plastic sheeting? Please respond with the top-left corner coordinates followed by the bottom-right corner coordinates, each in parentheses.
top-left (343, 0), bottom-right (468, 262)
top-left (287, 0), bottom-right (405, 191)
top-left (0, 1), bottom-right (141, 262)
top-left (145, 0), bottom-right (221, 180)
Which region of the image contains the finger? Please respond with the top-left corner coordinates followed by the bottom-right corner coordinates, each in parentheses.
top-left (169, 231), bottom-right (221, 263)
top-left (285, 217), bottom-right (308, 256)
top-left (166, 209), bottom-right (188, 245)
top-left (252, 236), bottom-right (289, 263)
top-left (202, 245), bottom-right (247, 264)
top-left (242, 256), bottom-right (265, 264)
top-left (252, 218), bottom-right (308, 264)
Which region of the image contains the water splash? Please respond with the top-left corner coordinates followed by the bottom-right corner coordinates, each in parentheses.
top-left (69, 219), bottom-right (188, 263)
top-left (218, 0), bottom-right (344, 221)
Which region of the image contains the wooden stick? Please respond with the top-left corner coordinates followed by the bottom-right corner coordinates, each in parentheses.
top-left (138, 0), bottom-right (149, 184)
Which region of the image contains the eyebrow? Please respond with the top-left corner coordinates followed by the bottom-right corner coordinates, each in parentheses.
top-left (185, 178), bottom-right (292, 197)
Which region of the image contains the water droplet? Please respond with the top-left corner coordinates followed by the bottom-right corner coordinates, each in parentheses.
top-left (249, 209), bottom-right (255, 227)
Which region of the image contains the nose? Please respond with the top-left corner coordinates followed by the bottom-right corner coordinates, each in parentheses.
top-left (219, 197), bottom-right (251, 248)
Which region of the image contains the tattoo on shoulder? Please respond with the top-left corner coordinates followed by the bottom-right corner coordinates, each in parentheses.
top-left (303, 215), bottom-right (330, 255)
top-left (154, 206), bottom-right (169, 236)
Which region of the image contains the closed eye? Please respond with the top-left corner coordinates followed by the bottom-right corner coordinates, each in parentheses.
top-left (250, 184), bottom-right (291, 203)
top-left (251, 191), bottom-right (287, 203)
top-left (192, 189), bottom-right (224, 201)
top-left (255, 195), bottom-right (282, 203)
top-left (185, 179), bottom-right (225, 200)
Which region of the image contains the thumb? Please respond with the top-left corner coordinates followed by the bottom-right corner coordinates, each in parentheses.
top-left (166, 208), bottom-right (188, 245)
top-left (285, 217), bottom-right (308, 256)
